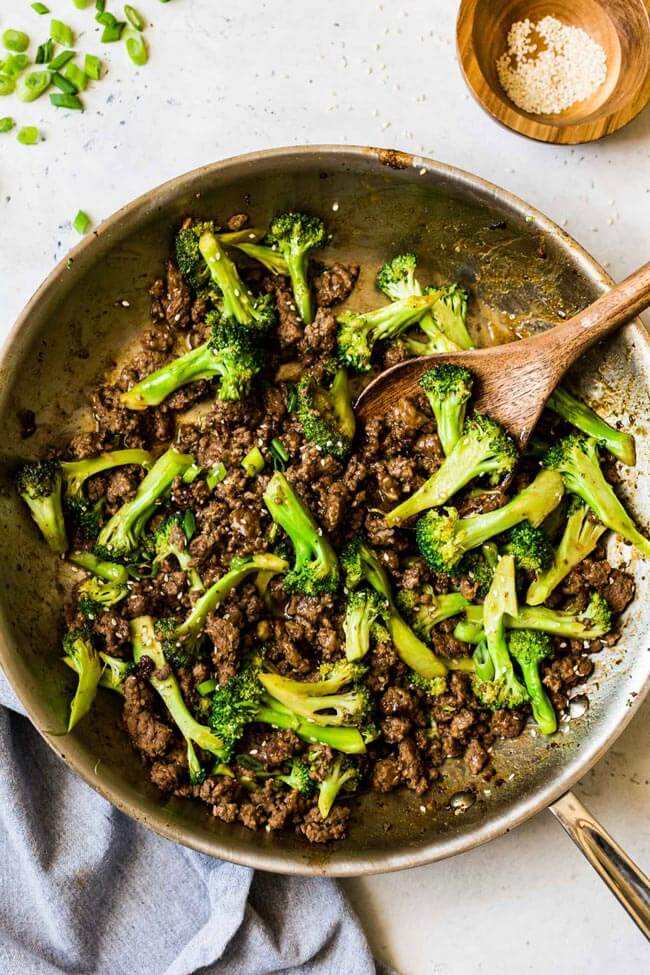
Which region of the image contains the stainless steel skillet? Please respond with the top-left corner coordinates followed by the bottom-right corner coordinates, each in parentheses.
top-left (0, 146), bottom-right (647, 933)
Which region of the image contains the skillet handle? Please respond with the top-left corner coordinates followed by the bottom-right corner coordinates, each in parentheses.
top-left (549, 791), bottom-right (650, 940)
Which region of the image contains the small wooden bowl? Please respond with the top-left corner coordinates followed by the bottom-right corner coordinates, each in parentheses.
top-left (457, 0), bottom-right (650, 144)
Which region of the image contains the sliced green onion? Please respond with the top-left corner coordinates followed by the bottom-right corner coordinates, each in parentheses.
top-left (3, 31), bottom-right (30, 54)
top-left (48, 49), bottom-right (75, 69)
top-left (269, 437), bottom-right (289, 470)
top-left (0, 76), bottom-right (16, 97)
top-left (17, 125), bottom-right (40, 144)
top-left (242, 446), bottom-right (265, 476)
top-left (181, 462), bottom-right (202, 484)
top-left (124, 5), bottom-right (145, 30)
top-left (286, 383), bottom-right (298, 413)
top-left (73, 0), bottom-right (93, 7)
top-left (0, 116), bottom-right (16, 133)
top-left (50, 91), bottom-right (83, 110)
top-left (124, 28), bottom-right (147, 64)
top-left (17, 69), bottom-right (51, 102)
top-left (35, 39), bottom-right (54, 64)
top-left (96, 0), bottom-right (106, 11)
top-left (206, 461), bottom-right (227, 490)
top-left (2, 54), bottom-right (31, 78)
top-left (84, 53), bottom-right (102, 80)
top-left (50, 20), bottom-right (74, 47)
top-left (101, 22), bottom-right (125, 43)
top-left (62, 60), bottom-right (87, 91)
top-left (52, 71), bottom-right (77, 94)
top-left (32, 3), bottom-right (50, 13)
top-left (73, 210), bottom-right (91, 234)
top-left (197, 678), bottom-right (217, 697)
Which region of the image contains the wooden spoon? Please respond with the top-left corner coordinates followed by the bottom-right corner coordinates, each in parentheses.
top-left (355, 262), bottom-right (650, 447)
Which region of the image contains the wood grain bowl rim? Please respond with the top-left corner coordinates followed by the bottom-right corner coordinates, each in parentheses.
top-left (456, 0), bottom-right (650, 145)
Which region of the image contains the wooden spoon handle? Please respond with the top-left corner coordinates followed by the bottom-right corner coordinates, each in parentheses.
top-left (535, 260), bottom-right (650, 372)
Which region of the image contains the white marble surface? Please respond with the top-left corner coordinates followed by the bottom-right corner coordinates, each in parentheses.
top-left (1, 2), bottom-right (648, 972)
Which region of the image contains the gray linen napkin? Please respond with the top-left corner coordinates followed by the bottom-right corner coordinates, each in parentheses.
top-left (0, 671), bottom-right (393, 975)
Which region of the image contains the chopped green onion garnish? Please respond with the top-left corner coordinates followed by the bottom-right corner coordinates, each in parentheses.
top-left (206, 461), bottom-right (227, 490)
top-left (286, 383), bottom-right (298, 413)
top-left (3, 31), bottom-right (30, 54)
top-left (50, 20), bottom-right (74, 48)
top-left (35, 39), bottom-right (54, 64)
top-left (73, 0), bottom-right (93, 8)
top-left (0, 116), bottom-right (16, 133)
top-left (32, 3), bottom-right (50, 13)
top-left (2, 54), bottom-right (31, 78)
top-left (124, 5), bottom-right (145, 30)
top-left (73, 210), bottom-right (91, 234)
top-left (182, 509), bottom-right (196, 540)
top-left (197, 678), bottom-right (217, 697)
top-left (96, 11), bottom-right (119, 26)
top-left (17, 125), bottom-right (40, 144)
top-left (52, 71), bottom-right (77, 94)
top-left (96, 0), bottom-right (106, 11)
top-left (270, 438), bottom-right (290, 470)
top-left (62, 61), bottom-right (87, 92)
top-left (17, 69), bottom-right (51, 102)
top-left (124, 29), bottom-right (147, 65)
top-left (242, 446), bottom-right (265, 476)
top-left (101, 22), bottom-right (125, 43)
top-left (0, 76), bottom-right (16, 97)
top-left (84, 53), bottom-right (102, 80)
top-left (48, 49), bottom-right (75, 70)
top-left (181, 462), bottom-right (202, 484)
top-left (50, 91), bottom-right (83, 110)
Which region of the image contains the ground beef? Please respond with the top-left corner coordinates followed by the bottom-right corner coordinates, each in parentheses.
top-left (298, 805), bottom-right (350, 843)
top-left (122, 676), bottom-right (173, 759)
top-left (312, 262), bottom-right (359, 306)
top-left (265, 275), bottom-right (303, 348)
top-left (161, 261), bottom-right (192, 330)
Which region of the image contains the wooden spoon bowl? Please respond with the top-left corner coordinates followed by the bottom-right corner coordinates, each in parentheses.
top-left (457, 0), bottom-right (650, 144)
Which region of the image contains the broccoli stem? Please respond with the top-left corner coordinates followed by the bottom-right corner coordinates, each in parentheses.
top-left (472, 639), bottom-right (495, 681)
top-left (61, 449), bottom-right (153, 495)
top-left (430, 285), bottom-right (473, 350)
top-left (483, 554), bottom-right (518, 680)
top-left (255, 702), bottom-right (366, 754)
top-left (131, 616), bottom-right (226, 758)
top-left (68, 550), bottom-right (129, 583)
top-left (198, 231), bottom-right (257, 325)
top-left (63, 631), bottom-right (102, 731)
top-left (233, 242), bottom-right (289, 276)
top-left (547, 387), bottom-right (636, 466)
top-left (387, 613), bottom-right (448, 678)
top-left (463, 601), bottom-right (610, 639)
top-left (284, 249), bottom-right (312, 324)
top-left (317, 755), bottom-right (357, 818)
top-left (516, 655), bottom-right (556, 735)
top-left (459, 470), bottom-right (564, 551)
top-left (526, 502), bottom-right (606, 606)
top-left (121, 343), bottom-right (219, 410)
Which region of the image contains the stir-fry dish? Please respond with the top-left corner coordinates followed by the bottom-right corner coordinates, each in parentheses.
top-left (16, 212), bottom-right (646, 843)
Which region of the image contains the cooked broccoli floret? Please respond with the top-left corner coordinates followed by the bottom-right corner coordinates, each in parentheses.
top-left (343, 588), bottom-right (387, 661)
top-left (263, 472), bottom-right (339, 595)
top-left (121, 313), bottom-right (264, 409)
top-left (463, 589), bottom-right (613, 640)
top-left (68, 550), bottom-right (129, 583)
top-left (64, 648), bottom-right (135, 696)
top-left (265, 212), bottom-right (326, 324)
top-left (62, 626), bottom-right (102, 731)
top-left (527, 499), bottom-right (607, 606)
top-left (426, 283), bottom-right (473, 350)
top-left (419, 364), bottom-right (474, 456)
top-left (258, 669), bottom-right (372, 728)
top-left (317, 754), bottom-right (361, 819)
top-left (396, 586), bottom-right (468, 644)
top-left (276, 757), bottom-right (317, 797)
top-left (456, 544), bottom-right (497, 600)
top-left (376, 253), bottom-right (459, 355)
top-left (131, 616), bottom-right (227, 782)
top-left (340, 536), bottom-right (448, 679)
top-left (415, 469), bottom-right (564, 575)
top-left (296, 363), bottom-right (356, 460)
top-left (547, 387), bottom-right (636, 466)
top-left (502, 521), bottom-right (553, 573)
top-left (336, 294), bottom-right (438, 373)
top-left (543, 435), bottom-right (650, 557)
top-left (470, 554), bottom-right (528, 711)
top-left (15, 460), bottom-right (68, 554)
top-left (176, 222), bottom-right (277, 329)
top-left (94, 448), bottom-right (195, 563)
top-left (209, 656), bottom-right (367, 759)
top-left (386, 414), bottom-right (517, 524)
top-left (158, 553), bottom-right (288, 661)
top-left (508, 630), bottom-right (557, 735)
top-left (78, 576), bottom-right (128, 619)
top-left (149, 512), bottom-right (203, 592)
top-left (407, 672), bottom-right (448, 697)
